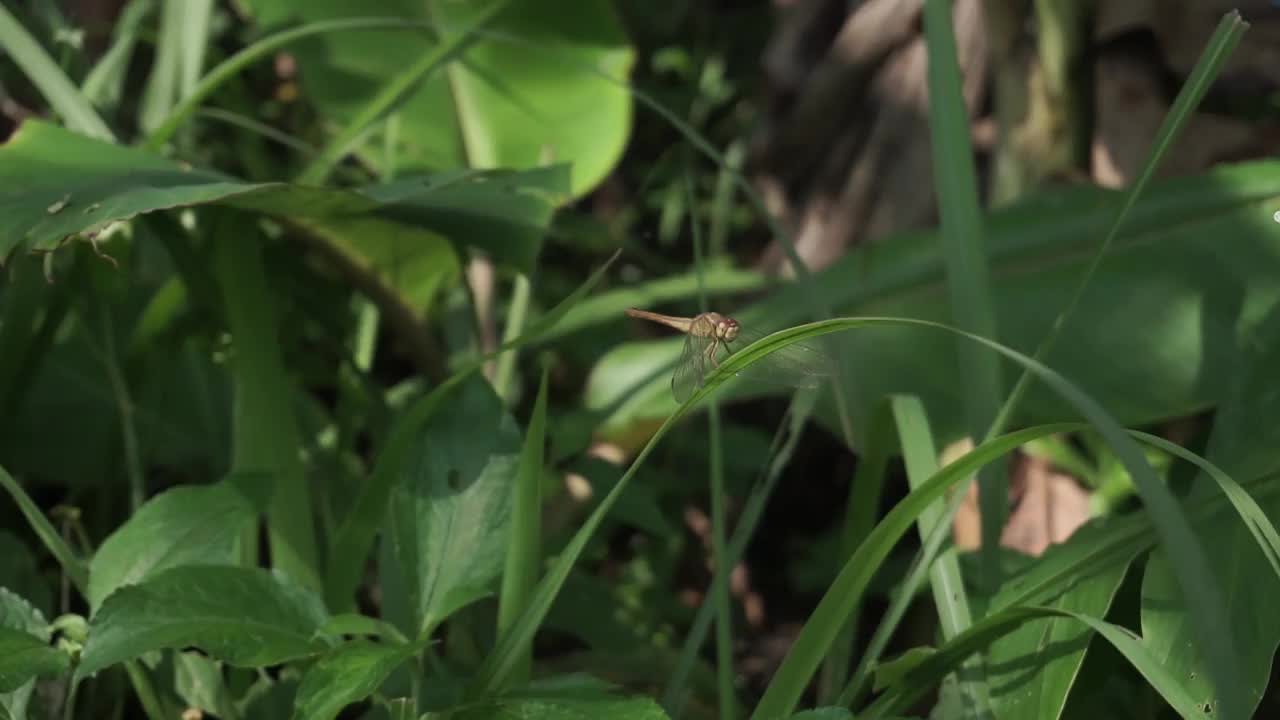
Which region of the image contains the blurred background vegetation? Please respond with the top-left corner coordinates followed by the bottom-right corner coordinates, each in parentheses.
top-left (3, 0), bottom-right (1280, 719)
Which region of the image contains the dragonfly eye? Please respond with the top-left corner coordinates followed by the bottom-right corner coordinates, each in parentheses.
top-left (721, 320), bottom-right (740, 342)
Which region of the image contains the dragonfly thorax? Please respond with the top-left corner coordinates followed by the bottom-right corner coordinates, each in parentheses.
top-left (702, 312), bottom-right (740, 342)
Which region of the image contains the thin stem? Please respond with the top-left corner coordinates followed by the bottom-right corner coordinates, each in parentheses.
top-left (96, 306), bottom-right (145, 511)
top-left (493, 274), bottom-right (531, 402)
top-left (125, 660), bottom-right (170, 720)
top-left (688, 166), bottom-right (736, 719)
top-left (146, 18), bottom-right (436, 150)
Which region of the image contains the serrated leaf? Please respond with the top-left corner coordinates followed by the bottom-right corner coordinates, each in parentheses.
top-left (292, 641), bottom-right (416, 720)
top-left (390, 375), bottom-right (521, 635)
top-left (87, 480), bottom-right (258, 611)
top-left (79, 565), bottom-right (329, 676)
top-left (789, 709), bottom-right (856, 720)
top-left (0, 627), bottom-right (68, 692)
top-left (453, 677), bottom-right (670, 720)
top-left (0, 589), bottom-right (49, 719)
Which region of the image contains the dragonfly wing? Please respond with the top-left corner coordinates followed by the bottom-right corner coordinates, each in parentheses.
top-left (672, 332), bottom-right (713, 403)
top-left (728, 328), bottom-right (834, 391)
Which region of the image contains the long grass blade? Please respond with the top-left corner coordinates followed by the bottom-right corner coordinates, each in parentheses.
top-left (864, 606), bottom-right (1211, 719)
top-left (729, 317), bottom-right (1242, 720)
top-left (81, 0), bottom-right (155, 111)
top-left (212, 212), bottom-right (320, 591)
top-left (495, 361), bottom-right (549, 686)
top-left (0, 464), bottom-right (89, 595)
top-left (139, 0), bottom-right (185, 132)
top-left (662, 391), bottom-right (818, 716)
top-left (891, 395), bottom-right (986, 712)
top-left (0, 4), bottom-right (114, 139)
top-left (988, 11), bottom-right (1249, 437)
top-left (923, 0), bottom-right (1007, 593)
top-left (819, 398), bottom-right (898, 701)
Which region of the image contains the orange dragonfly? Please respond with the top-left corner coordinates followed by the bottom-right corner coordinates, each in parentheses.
top-left (625, 308), bottom-right (833, 403)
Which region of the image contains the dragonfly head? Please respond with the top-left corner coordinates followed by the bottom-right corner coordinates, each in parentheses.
top-left (717, 317), bottom-right (740, 342)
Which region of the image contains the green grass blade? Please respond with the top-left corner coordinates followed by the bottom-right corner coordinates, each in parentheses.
top-left (473, 313), bottom-right (1235, 712)
top-left (751, 418), bottom-right (1074, 720)
top-left (139, 0), bottom-right (186, 133)
top-left (296, 1), bottom-right (509, 185)
top-left (80, 0), bottom-right (155, 111)
top-left (731, 316), bottom-right (1242, 720)
top-left (923, 0), bottom-right (1006, 591)
top-left (989, 11), bottom-right (1249, 437)
top-left (496, 361), bottom-right (549, 686)
top-left (1133, 431), bottom-right (1280, 583)
top-left (864, 606), bottom-right (1210, 719)
top-left (0, 4), bottom-right (114, 140)
top-left (178, 0), bottom-right (214, 99)
top-left (839, 478), bottom-right (974, 707)
top-left (0, 464), bottom-right (89, 595)
top-left (890, 395), bottom-right (987, 711)
top-left (543, 266), bottom-right (765, 344)
top-left (212, 212), bottom-right (320, 591)
top-left (662, 391), bottom-right (818, 716)
top-left (820, 399), bottom-right (899, 702)
top-left (194, 107), bottom-right (318, 156)
top-left (145, 17), bottom-right (437, 150)
top-left (492, 274), bottom-right (532, 402)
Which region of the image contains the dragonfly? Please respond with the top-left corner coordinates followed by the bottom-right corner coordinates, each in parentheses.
top-left (625, 308), bottom-right (834, 403)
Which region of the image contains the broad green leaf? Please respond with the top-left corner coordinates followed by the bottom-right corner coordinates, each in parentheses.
top-left (0, 589), bottom-right (49, 718)
top-left (0, 627), bottom-right (67, 693)
top-left (0, 589), bottom-right (45, 638)
top-left (292, 641), bottom-right (416, 720)
top-left (587, 162), bottom-right (1280, 444)
top-left (789, 710), bottom-right (855, 720)
top-left (454, 696), bottom-right (670, 720)
top-left (454, 676), bottom-right (670, 720)
top-left (87, 480), bottom-right (258, 611)
top-left (986, 550), bottom-right (1130, 719)
top-left (315, 614), bottom-right (408, 644)
top-left (236, 0), bottom-right (634, 197)
top-left (1140, 298), bottom-right (1280, 717)
top-left (390, 374), bottom-right (521, 636)
top-left (0, 121), bottom-right (565, 273)
top-left (79, 565), bottom-right (330, 676)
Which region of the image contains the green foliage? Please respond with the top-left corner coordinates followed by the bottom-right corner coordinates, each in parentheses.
top-left (79, 565), bottom-right (331, 676)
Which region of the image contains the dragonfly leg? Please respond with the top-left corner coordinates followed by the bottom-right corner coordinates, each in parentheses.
top-left (706, 340), bottom-right (721, 368)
